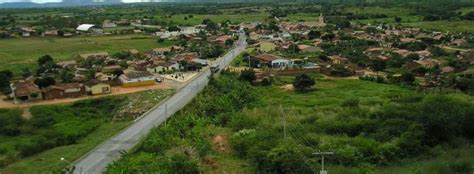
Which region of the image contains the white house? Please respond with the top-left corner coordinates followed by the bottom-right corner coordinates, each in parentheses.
top-left (253, 54), bottom-right (292, 68)
top-left (180, 26), bottom-right (201, 35)
top-left (271, 58), bottom-right (292, 68)
top-left (119, 71), bottom-right (156, 87)
top-left (147, 62), bottom-right (180, 74)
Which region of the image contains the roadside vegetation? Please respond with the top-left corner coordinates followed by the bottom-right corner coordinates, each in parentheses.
top-left (0, 89), bottom-right (173, 173)
top-left (107, 72), bottom-right (474, 173)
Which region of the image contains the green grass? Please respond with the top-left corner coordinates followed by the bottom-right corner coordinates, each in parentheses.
top-left (0, 34), bottom-right (175, 73)
top-left (457, 7), bottom-right (474, 15)
top-left (0, 122), bottom-right (130, 174)
top-left (344, 6), bottom-right (412, 17)
top-left (155, 14), bottom-right (268, 26)
top-left (377, 144), bottom-right (474, 174)
top-left (403, 20), bottom-right (474, 33)
top-left (0, 89), bottom-right (174, 173)
top-left (107, 73), bottom-right (474, 173)
top-left (286, 13), bottom-right (322, 22)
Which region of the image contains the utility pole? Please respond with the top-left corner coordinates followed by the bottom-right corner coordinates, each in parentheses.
top-left (279, 105), bottom-right (291, 139)
top-left (248, 55), bottom-right (251, 68)
top-left (164, 103), bottom-right (168, 126)
top-left (312, 152), bottom-right (334, 174)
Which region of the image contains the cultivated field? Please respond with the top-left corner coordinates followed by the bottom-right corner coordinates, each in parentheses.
top-left (0, 34), bottom-right (175, 73)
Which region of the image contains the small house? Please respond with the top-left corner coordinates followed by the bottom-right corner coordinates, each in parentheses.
top-left (84, 80), bottom-right (111, 95)
top-left (20, 27), bottom-right (35, 37)
top-left (253, 54), bottom-right (292, 68)
top-left (147, 62), bottom-right (180, 74)
top-left (11, 81), bottom-right (42, 103)
top-left (42, 83), bottom-right (83, 100)
top-left (298, 44), bottom-right (321, 53)
top-left (119, 71), bottom-right (155, 87)
top-left (329, 55), bottom-right (349, 65)
top-left (153, 47), bottom-right (172, 55)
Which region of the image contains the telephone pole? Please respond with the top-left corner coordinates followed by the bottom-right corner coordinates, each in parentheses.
top-left (279, 105), bottom-right (291, 139)
top-left (312, 151), bottom-right (334, 174)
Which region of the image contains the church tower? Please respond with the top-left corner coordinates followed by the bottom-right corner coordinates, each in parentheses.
top-left (319, 13), bottom-right (325, 24)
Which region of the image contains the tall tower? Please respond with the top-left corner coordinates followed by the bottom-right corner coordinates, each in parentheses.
top-left (319, 13), bottom-right (324, 25)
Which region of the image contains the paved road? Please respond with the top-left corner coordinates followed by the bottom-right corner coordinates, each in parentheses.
top-left (72, 32), bottom-right (247, 174)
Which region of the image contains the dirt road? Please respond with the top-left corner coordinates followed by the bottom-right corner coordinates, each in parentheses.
top-left (0, 81), bottom-right (180, 109)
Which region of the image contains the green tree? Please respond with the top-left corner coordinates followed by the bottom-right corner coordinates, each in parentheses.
top-left (369, 59), bottom-right (386, 74)
top-left (225, 39), bottom-right (234, 47)
top-left (0, 70), bottom-right (13, 94)
top-left (322, 33), bottom-right (336, 41)
top-left (400, 71), bottom-right (415, 85)
top-left (166, 154), bottom-right (199, 174)
top-left (20, 67), bottom-right (32, 78)
top-left (395, 16), bottom-right (402, 23)
top-left (239, 69), bottom-right (256, 83)
top-left (38, 55), bottom-right (54, 66)
top-left (307, 30), bottom-right (321, 40)
top-left (168, 26), bottom-right (181, 32)
top-left (293, 74), bottom-right (315, 91)
top-left (59, 68), bottom-right (74, 83)
top-left (405, 53), bottom-right (420, 61)
top-left (34, 77), bottom-right (56, 88)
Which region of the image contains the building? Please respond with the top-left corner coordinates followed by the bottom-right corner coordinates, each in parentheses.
top-left (84, 80), bottom-right (111, 95)
top-left (76, 24), bottom-right (103, 33)
top-left (147, 62), bottom-right (180, 74)
top-left (152, 47), bottom-right (172, 55)
top-left (20, 27), bottom-right (35, 37)
top-left (42, 83), bottom-right (84, 100)
top-left (102, 20), bottom-right (117, 28)
top-left (329, 55), bottom-right (349, 65)
top-left (253, 54), bottom-right (292, 68)
top-left (180, 26), bottom-right (201, 35)
top-left (214, 35), bottom-right (232, 46)
top-left (298, 44), bottom-right (321, 53)
top-left (11, 81), bottom-right (42, 103)
top-left (119, 71), bottom-right (156, 87)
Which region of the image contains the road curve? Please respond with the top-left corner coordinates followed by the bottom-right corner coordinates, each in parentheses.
top-left (73, 32), bottom-right (247, 174)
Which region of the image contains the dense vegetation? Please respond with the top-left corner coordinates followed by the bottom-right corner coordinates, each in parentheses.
top-left (0, 97), bottom-right (127, 168)
top-left (108, 72), bottom-right (474, 173)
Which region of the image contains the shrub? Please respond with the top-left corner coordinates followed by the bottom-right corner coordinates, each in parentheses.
top-left (166, 154), bottom-right (199, 174)
top-left (293, 74), bottom-right (315, 91)
top-left (342, 98), bottom-right (360, 108)
top-left (239, 69), bottom-right (256, 83)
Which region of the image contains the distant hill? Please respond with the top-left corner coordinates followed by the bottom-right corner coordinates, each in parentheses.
top-left (1, 0), bottom-right (473, 9)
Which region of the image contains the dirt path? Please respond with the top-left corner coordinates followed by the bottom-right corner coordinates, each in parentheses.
top-left (322, 74), bottom-right (360, 80)
top-left (0, 82), bottom-right (180, 109)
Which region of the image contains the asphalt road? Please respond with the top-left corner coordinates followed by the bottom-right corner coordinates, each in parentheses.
top-left (72, 32), bottom-right (247, 174)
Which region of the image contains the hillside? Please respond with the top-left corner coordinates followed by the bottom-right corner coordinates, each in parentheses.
top-left (107, 72), bottom-right (474, 173)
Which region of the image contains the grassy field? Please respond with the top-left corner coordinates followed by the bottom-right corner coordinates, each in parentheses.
top-left (0, 122), bottom-right (130, 174)
top-left (457, 7), bottom-right (474, 15)
top-left (403, 20), bottom-right (474, 33)
top-left (154, 14), bottom-right (269, 26)
top-left (0, 89), bottom-right (174, 173)
top-left (0, 34), bottom-right (175, 74)
top-left (107, 72), bottom-right (474, 173)
top-left (344, 6), bottom-right (412, 17)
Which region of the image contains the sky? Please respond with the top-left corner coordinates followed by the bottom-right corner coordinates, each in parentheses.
top-left (0, 0), bottom-right (166, 3)
top-left (0, 0), bottom-right (63, 3)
